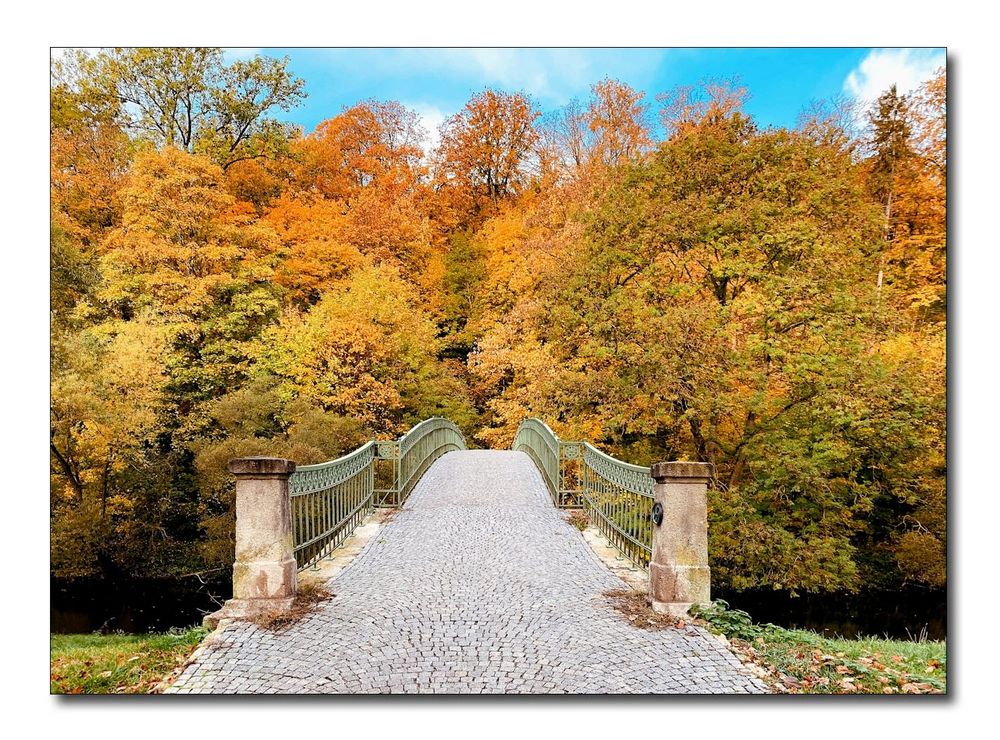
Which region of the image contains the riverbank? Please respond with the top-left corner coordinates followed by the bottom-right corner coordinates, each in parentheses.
top-left (50, 615), bottom-right (945, 695)
top-left (50, 628), bottom-right (207, 694)
top-left (693, 601), bottom-right (946, 694)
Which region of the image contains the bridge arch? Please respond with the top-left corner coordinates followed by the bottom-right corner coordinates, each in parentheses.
top-left (210, 415), bottom-right (713, 626)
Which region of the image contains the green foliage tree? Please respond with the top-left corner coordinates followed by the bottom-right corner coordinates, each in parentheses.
top-left (470, 84), bottom-right (946, 593)
top-left (56, 48), bottom-right (305, 169)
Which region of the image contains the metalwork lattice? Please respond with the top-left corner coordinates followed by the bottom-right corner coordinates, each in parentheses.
top-left (512, 418), bottom-right (655, 567)
top-left (580, 442), bottom-right (654, 568)
top-left (290, 442), bottom-right (376, 570)
top-left (387, 417), bottom-right (467, 506)
top-left (288, 417), bottom-right (466, 570)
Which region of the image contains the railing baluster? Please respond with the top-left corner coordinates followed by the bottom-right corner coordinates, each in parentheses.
top-left (513, 418), bottom-right (656, 569)
top-left (286, 419), bottom-right (466, 571)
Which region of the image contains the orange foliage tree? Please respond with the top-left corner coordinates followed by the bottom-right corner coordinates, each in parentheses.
top-left (434, 89), bottom-right (541, 222)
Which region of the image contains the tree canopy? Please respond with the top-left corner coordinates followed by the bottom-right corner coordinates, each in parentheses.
top-left (51, 51), bottom-right (946, 595)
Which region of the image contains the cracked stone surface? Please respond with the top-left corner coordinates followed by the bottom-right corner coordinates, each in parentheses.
top-left (168, 450), bottom-right (767, 694)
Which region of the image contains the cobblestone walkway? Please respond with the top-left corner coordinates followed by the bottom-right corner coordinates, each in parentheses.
top-left (168, 451), bottom-right (767, 694)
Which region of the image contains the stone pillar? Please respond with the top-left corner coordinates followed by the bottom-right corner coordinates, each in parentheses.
top-left (204, 457), bottom-right (297, 628)
top-left (648, 461), bottom-right (714, 617)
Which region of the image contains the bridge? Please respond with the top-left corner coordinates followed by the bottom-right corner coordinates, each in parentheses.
top-left (167, 418), bottom-right (766, 694)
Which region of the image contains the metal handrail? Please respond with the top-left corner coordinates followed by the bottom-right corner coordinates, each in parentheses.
top-left (287, 417), bottom-right (466, 570)
top-left (513, 417), bottom-right (656, 567)
top-left (395, 417), bottom-right (466, 504)
top-left (289, 442), bottom-right (377, 570)
top-left (580, 442), bottom-right (655, 567)
top-left (512, 418), bottom-right (561, 503)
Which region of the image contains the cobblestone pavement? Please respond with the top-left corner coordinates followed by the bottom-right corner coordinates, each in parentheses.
top-left (168, 451), bottom-right (767, 694)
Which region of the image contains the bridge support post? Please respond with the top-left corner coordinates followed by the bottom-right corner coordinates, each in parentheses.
top-left (205, 457), bottom-right (297, 629)
top-left (648, 461), bottom-right (714, 618)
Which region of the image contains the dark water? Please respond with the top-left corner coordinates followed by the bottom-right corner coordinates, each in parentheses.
top-left (50, 576), bottom-right (232, 634)
top-left (51, 576), bottom-right (946, 640)
top-left (715, 587), bottom-right (947, 641)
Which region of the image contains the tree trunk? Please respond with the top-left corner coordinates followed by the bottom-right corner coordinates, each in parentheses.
top-left (51, 441), bottom-right (84, 504)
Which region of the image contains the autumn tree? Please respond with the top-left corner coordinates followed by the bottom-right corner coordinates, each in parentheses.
top-left (912, 68), bottom-right (946, 179)
top-left (286, 102), bottom-right (440, 296)
top-left (865, 73), bottom-right (946, 323)
top-left (538, 98), bottom-right (590, 171)
top-left (59, 48), bottom-right (305, 169)
top-left (51, 56), bottom-right (131, 235)
top-left (867, 85), bottom-right (913, 240)
top-left (434, 89), bottom-right (540, 219)
top-left (264, 195), bottom-right (363, 307)
top-left (796, 95), bottom-right (861, 154)
top-left (259, 265), bottom-right (474, 434)
top-left (657, 78), bottom-right (749, 138)
top-left (586, 79), bottom-right (651, 166)
top-left (471, 83), bottom-right (945, 593)
top-left (294, 100), bottom-right (425, 198)
top-left (538, 79), bottom-right (651, 176)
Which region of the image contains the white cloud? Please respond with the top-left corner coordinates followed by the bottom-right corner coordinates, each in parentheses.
top-left (407, 102), bottom-right (449, 155)
top-left (844, 48), bottom-right (945, 104)
top-left (395, 48), bottom-right (596, 104)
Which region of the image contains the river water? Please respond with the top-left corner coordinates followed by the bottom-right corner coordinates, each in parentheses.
top-left (51, 576), bottom-right (232, 634)
top-left (50, 577), bottom-right (945, 640)
top-left (716, 587), bottom-right (946, 640)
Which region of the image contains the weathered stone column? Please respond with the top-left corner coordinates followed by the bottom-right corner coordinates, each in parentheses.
top-left (205, 457), bottom-right (297, 628)
top-left (648, 461), bottom-right (714, 617)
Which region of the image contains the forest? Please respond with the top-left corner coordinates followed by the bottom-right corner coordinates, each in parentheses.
top-left (50, 48), bottom-right (945, 597)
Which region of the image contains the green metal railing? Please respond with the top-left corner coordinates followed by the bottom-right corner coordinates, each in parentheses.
top-left (290, 442), bottom-right (376, 570)
top-left (513, 417), bottom-right (655, 567)
top-left (580, 442), bottom-right (655, 567)
top-left (289, 417), bottom-right (466, 570)
top-left (375, 417), bottom-right (467, 506)
top-left (512, 418), bottom-right (581, 508)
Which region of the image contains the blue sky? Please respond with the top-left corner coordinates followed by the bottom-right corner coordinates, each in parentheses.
top-left (225, 47), bottom-right (945, 142)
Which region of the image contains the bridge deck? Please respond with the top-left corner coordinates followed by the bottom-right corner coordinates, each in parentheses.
top-left (168, 450), bottom-right (766, 694)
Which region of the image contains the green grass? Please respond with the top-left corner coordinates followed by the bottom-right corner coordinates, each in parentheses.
top-left (51, 627), bottom-right (207, 694)
top-left (692, 600), bottom-right (946, 694)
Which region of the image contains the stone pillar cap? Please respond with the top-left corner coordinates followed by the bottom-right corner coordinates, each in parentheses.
top-left (650, 461), bottom-right (715, 482)
top-left (227, 457), bottom-right (297, 476)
